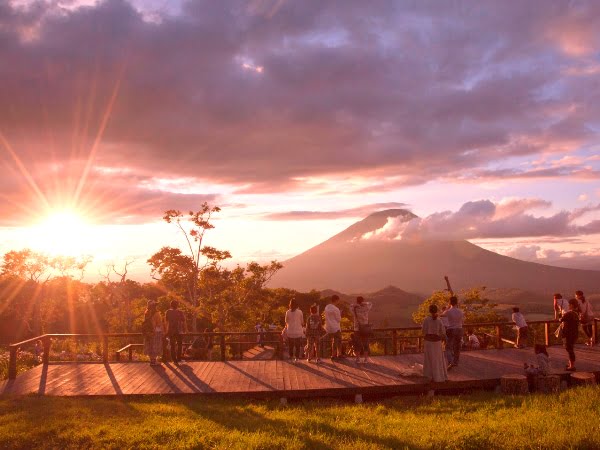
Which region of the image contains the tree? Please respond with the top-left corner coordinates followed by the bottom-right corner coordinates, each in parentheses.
top-left (1, 249), bottom-right (92, 335)
top-left (412, 287), bottom-right (504, 325)
top-left (148, 203), bottom-right (284, 331)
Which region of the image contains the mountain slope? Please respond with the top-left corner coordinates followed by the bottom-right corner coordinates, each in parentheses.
top-left (271, 209), bottom-right (600, 295)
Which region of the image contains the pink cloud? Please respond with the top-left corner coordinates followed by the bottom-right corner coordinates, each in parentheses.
top-left (0, 0), bottom-right (599, 222)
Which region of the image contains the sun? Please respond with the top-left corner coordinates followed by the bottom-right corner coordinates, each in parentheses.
top-left (33, 210), bottom-right (92, 256)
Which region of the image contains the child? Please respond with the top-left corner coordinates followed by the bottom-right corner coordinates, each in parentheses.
top-left (305, 304), bottom-right (323, 363)
top-left (466, 329), bottom-right (480, 350)
top-left (511, 307), bottom-right (528, 348)
top-left (524, 344), bottom-right (550, 376)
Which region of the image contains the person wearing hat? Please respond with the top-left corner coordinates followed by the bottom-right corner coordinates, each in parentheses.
top-left (143, 300), bottom-right (164, 366)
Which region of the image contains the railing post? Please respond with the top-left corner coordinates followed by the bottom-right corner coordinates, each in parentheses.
top-left (544, 322), bottom-right (550, 347)
top-left (220, 334), bottom-right (226, 360)
top-left (103, 336), bottom-right (109, 363)
top-left (8, 346), bottom-right (17, 380)
top-left (128, 347), bottom-right (133, 361)
top-left (496, 325), bottom-right (503, 349)
top-left (418, 337), bottom-right (423, 353)
top-left (42, 336), bottom-right (51, 365)
top-left (392, 330), bottom-right (398, 356)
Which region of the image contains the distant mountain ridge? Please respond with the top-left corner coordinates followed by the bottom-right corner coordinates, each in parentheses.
top-left (271, 209), bottom-right (600, 295)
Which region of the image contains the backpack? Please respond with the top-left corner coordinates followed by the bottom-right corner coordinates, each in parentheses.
top-left (142, 315), bottom-right (154, 334)
top-left (308, 314), bottom-right (321, 330)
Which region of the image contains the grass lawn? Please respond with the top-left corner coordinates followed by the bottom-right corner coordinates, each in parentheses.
top-left (1, 388), bottom-right (600, 449)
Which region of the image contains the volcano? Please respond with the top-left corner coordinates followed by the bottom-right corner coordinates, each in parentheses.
top-left (270, 209), bottom-right (600, 295)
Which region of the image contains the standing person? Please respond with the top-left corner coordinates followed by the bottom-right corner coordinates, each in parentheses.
top-left (441, 296), bottom-right (464, 370)
top-left (143, 300), bottom-right (164, 366)
top-left (561, 298), bottom-right (580, 372)
top-left (34, 340), bottom-right (44, 363)
top-left (284, 298), bottom-right (304, 362)
top-left (511, 307), bottom-right (528, 348)
top-left (305, 304), bottom-right (323, 363)
top-left (422, 304), bottom-right (448, 382)
top-left (324, 295), bottom-right (343, 360)
top-left (554, 293), bottom-right (569, 319)
top-left (165, 300), bottom-right (187, 363)
top-left (351, 296), bottom-right (373, 364)
top-left (255, 321), bottom-right (265, 348)
top-left (576, 291), bottom-right (594, 347)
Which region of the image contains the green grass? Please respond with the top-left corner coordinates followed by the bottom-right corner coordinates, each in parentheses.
top-left (1, 388), bottom-right (600, 449)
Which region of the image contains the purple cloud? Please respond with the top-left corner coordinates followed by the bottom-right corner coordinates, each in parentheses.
top-left (0, 0), bottom-right (599, 223)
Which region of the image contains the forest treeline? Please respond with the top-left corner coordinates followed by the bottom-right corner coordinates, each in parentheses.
top-left (0, 204), bottom-right (339, 342)
top-left (0, 204), bottom-right (503, 343)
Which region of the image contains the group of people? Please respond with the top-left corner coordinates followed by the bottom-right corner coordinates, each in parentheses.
top-left (142, 290), bottom-right (593, 375)
top-left (422, 290), bottom-right (594, 382)
top-left (282, 294), bottom-right (373, 363)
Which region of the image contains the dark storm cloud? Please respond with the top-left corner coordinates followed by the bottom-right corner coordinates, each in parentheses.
top-left (1, 0), bottom-right (600, 223)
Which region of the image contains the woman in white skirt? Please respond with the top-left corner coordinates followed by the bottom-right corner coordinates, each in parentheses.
top-left (422, 304), bottom-right (448, 382)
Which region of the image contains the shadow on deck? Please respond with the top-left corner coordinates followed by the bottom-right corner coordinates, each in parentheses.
top-left (2, 345), bottom-right (599, 399)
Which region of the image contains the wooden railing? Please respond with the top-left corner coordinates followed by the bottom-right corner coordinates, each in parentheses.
top-left (7, 318), bottom-right (599, 380)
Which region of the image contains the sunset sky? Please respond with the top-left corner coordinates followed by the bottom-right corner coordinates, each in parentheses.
top-left (1, 0), bottom-right (599, 280)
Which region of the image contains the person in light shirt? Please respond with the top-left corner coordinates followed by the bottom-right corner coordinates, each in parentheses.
top-left (440, 296), bottom-right (464, 370)
top-left (284, 298), bottom-right (304, 362)
top-left (511, 307), bottom-right (528, 349)
top-left (324, 295), bottom-right (343, 360)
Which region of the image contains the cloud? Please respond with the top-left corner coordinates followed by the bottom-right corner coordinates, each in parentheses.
top-left (498, 244), bottom-right (600, 271)
top-left (361, 199), bottom-right (600, 241)
top-left (263, 202), bottom-right (407, 221)
top-left (1, 0), bottom-right (600, 223)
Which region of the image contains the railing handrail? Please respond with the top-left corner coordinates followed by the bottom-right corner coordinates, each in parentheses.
top-left (8, 317), bottom-right (600, 348)
top-left (7, 317), bottom-right (600, 380)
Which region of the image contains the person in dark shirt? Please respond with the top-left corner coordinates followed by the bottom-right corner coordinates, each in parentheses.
top-left (165, 300), bottom-right (187, 363)
top-left (560, 298), bottom-right (580, 371)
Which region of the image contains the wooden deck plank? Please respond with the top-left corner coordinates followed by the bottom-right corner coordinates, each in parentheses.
top-left (3, 346), bottom-right (599, 398)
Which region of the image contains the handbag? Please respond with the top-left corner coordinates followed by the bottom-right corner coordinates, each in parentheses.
top-left (554, 324), bottom-right (563, 339)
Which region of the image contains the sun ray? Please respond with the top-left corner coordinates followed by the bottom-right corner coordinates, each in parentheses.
top-left (73, 59), bottom-right (128, 206)
top-left (0, 131), bottom-right (50, 211)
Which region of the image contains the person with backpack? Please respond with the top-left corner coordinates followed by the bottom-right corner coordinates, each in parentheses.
top-left (306, 304), bottom-right (324, 363)
top-left (142, 300), bottom-right (164, 366)
top-left (351, 296), bottom-right (373, 363)
top-left (165, 300), bottom-right (187, 363)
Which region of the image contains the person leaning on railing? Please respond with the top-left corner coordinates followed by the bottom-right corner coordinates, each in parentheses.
top-left (576, 291), bottom-right (594, 347)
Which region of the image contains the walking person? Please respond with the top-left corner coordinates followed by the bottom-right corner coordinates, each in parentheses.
top-left (305, 304), bottom-right (323, 363)
top-left (576, 291), bottom-right (594, 347)
top-left (285, 298), bottom-right (304, 362)
top-left (422, 304), bottom-right (448, 382)
top-left (511, 307), bottom-right (528, 348)
top-left (142, 300), bottom-right (164, 366)
top-left (351, 296), bottom-right (373, 364)
top-left (441, 296), bottom-right (464, 370)
top-left (324, 295), bottom-right (343, 360)
top-left (561, 298), bottom-right (580, 372)
top-left (165, 300), bottom-right (187, 363)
